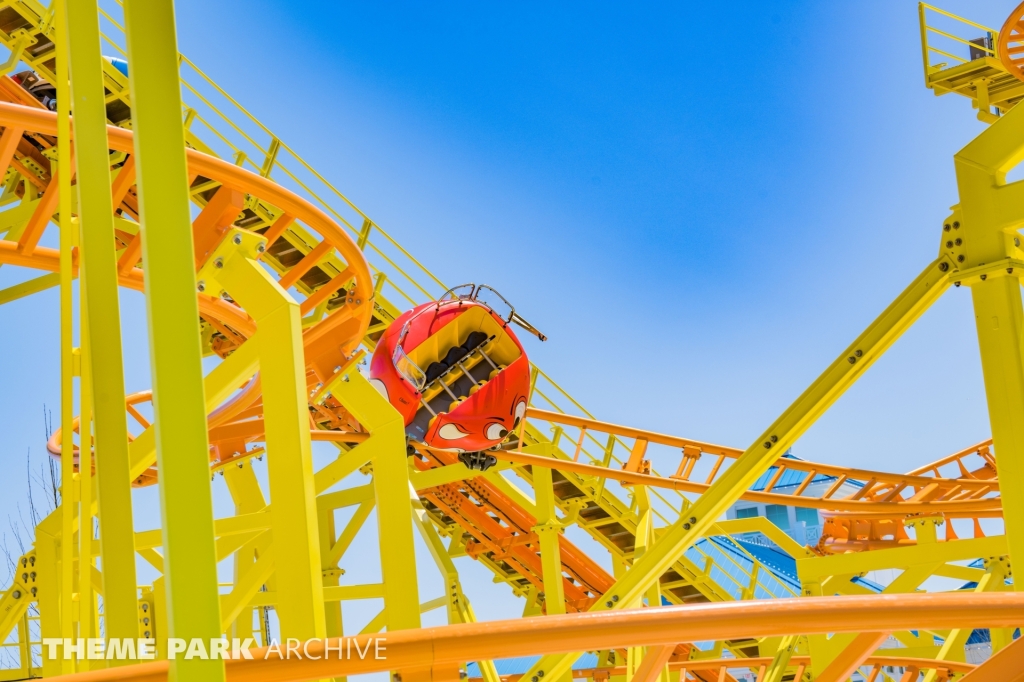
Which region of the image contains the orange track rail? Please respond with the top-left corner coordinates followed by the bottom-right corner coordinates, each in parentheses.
top-left (39, 592), bottom-right (1024, 682)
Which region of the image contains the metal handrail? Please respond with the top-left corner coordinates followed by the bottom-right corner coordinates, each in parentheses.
top-left (919, 2), bottom-right (999, 80)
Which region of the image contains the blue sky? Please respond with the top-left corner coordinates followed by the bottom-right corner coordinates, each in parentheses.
top-left (0, 0), bottom-right (1015, 628)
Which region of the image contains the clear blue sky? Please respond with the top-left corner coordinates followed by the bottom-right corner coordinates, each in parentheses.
top-left (0, 0), bottom-right (1014, 626)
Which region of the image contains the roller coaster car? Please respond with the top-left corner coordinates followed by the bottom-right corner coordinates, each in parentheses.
top-left (11, 70), bottom-right (56, 110)
top-left (369, 284), bottom-right (546, 470)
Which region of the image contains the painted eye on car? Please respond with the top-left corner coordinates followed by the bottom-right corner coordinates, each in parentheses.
top-left (513, 399), bottom-right (527, 427)
top-left (438, 423), bottom-right (469, 440)
top-left (485, 423), bottom-right (509, 441)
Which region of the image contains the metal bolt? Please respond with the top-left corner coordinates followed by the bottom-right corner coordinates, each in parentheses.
top-left (683, 523), bottom-right (691, 530)
top-left (29, 572), bottom-right (35, 580)
top-left (144, 631), bottom-right (151, 638)
top-left (943, 224), bottom-right (951, 232)
top-left (955, 238), bottom-right (962, 246)
top-left (939, 262), bottom-right (949, 271)
top-left (945, 241), bottom-right (953, 248)
top-left (855, 350), bottom-right (863, 358)
top-left (605, 601), bottom-right (612, 608)
top-left (1016, 237), bottom-right (1021, 247)
top-left (1008, 268), bottom-right (1014, 274)
top-left (612, 595), bottom-right (619, 602)
top-left (847, 356), bottom-right (856, 364)
top-left (142, 603), bottom-right (149, 612)
top-left (763, 441), bottom-right (772, 449)
top-left (538, 672), bottom-right (545, 678)
top-left (981, 274), bottom-right (987, 281)
top-left (342, 374), bottom-right (350, 382)
top-left (197, 280), bottom-right (206, 293)
top-left (770, 435), bottom-right (778, 443)
top-left (257, 243), bottom-right (265, 253)
top-left (233, 233), bottom-right (243, 245)
top-left (30, 588), bottom-right (36, 597)
top-left (958, 255), bottom-right (965, 263)
top-left (11, 591), bottom-right (20, 599)
top-left (690, 516), bottom-right (697, 524)
top-left (953, 221), bottom-right (960, 229)
top-left (237, 462), bottom-right (244, 468)
top-left (214, 257), bottom-right (224, 269)
top-left (954, 281), bottom-right (961, 287)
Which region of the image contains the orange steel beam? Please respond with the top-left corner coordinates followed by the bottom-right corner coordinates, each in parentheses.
top-left (0, 125), bottom-right (24, 178)
top-left (15, 165), bottom-right (65, 253)
top-left (524, 409), bottom-right (996, 501)
top-left (493, 656), bottom-right (977, 680)
top-left (815, 631), bottom-right (892, 682)
top-left (0, 101), bottom-right (373, 312)
top-left (958, 634), bottom-right (1024, 681)
top-left (111, 153), bottom-right (137, 208)
top-left (39, 593), bottom-right (1024, 682)
top-left (191, 186), bottom-right (245, 268)
top-left (631, 645), bottom-right (674, 682)
top-left (0, 239), bottom-right (256, 335)
top-left (487, 447), bottom-right (1002, 515)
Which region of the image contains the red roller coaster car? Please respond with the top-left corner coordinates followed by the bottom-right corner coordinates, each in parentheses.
top-left (369, 284), bottom-right (546, 470)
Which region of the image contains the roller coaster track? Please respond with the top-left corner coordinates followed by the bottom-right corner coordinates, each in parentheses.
top-left (1, 1), bottom-right (1023, 681)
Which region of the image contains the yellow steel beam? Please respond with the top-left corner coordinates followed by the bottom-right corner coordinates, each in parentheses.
top-left (796, 535), bottom-right (1006, 584)
top-left (215, 247), bottom-right (327, 642)
top-left (66, 0), bottom-right (138, 647)
top-left (35, 526), bottom-right (60, 676)
top-left (329, 371), bottom-right (421, 632)
top-left (762, 634), bottom-right (799, 682)
top-left (923, 556), bottom-right (1010, 682)
top-left (122, 1), bottom-right (226, 679)
top-left (944, 96), bottom-right (1024, 573)
top-left (523, 255), bottom-right (951, 681)
top-left (79, 329), bottom-right (95, 653)
top-left (816, 631), bottom-right (891, 682)
top-left (532, 464), bottom-right (566, 616)
top-left (55, 0), bottom-right (74, 672)
top-left (0, 271), bottom-right (59, 305)
top-left (0, 553), bottom-right (35, 651)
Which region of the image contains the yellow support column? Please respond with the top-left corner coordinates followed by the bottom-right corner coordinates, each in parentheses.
top-left (532, 465), bottom-right (566, 616)
top-left (329, 371), bottom-right (421, 632)
top-left (214, 245), bottom-right (327, 641)
top-left (970, 276), bottom-right (1024, 568)
top-left (523, 254), bottom-right (951, 682)
top-left (122, 1), bottom-right (226, 680)
top-left (953, 100), bottom-right (1024, 575)
top-left (79, 333), bottom-right (95, 661)
top-left (66, 0), bottom-right (138, 647)
top-left (55, 0), bottom-right (75, 672)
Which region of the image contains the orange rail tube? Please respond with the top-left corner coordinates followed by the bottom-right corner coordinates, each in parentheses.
top-left (524, 409), bottom-right (996, 498)
top-left (41, 593), bottom-right (1024, 682)
top-left (0, 100), bottom-right (373, 310)
top-left (490, 447), bottom-right (1002, 514)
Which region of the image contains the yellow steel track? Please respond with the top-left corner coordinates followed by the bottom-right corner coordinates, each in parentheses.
top-left (0, 2), bottom-right (1023, 682)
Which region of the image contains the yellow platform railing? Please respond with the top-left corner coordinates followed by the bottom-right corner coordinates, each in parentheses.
top-left (918, 3), bottom-right (998, 79)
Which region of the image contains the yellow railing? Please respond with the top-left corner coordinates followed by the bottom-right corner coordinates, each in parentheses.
top-left (918, 3), bottom-right (998, 80)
